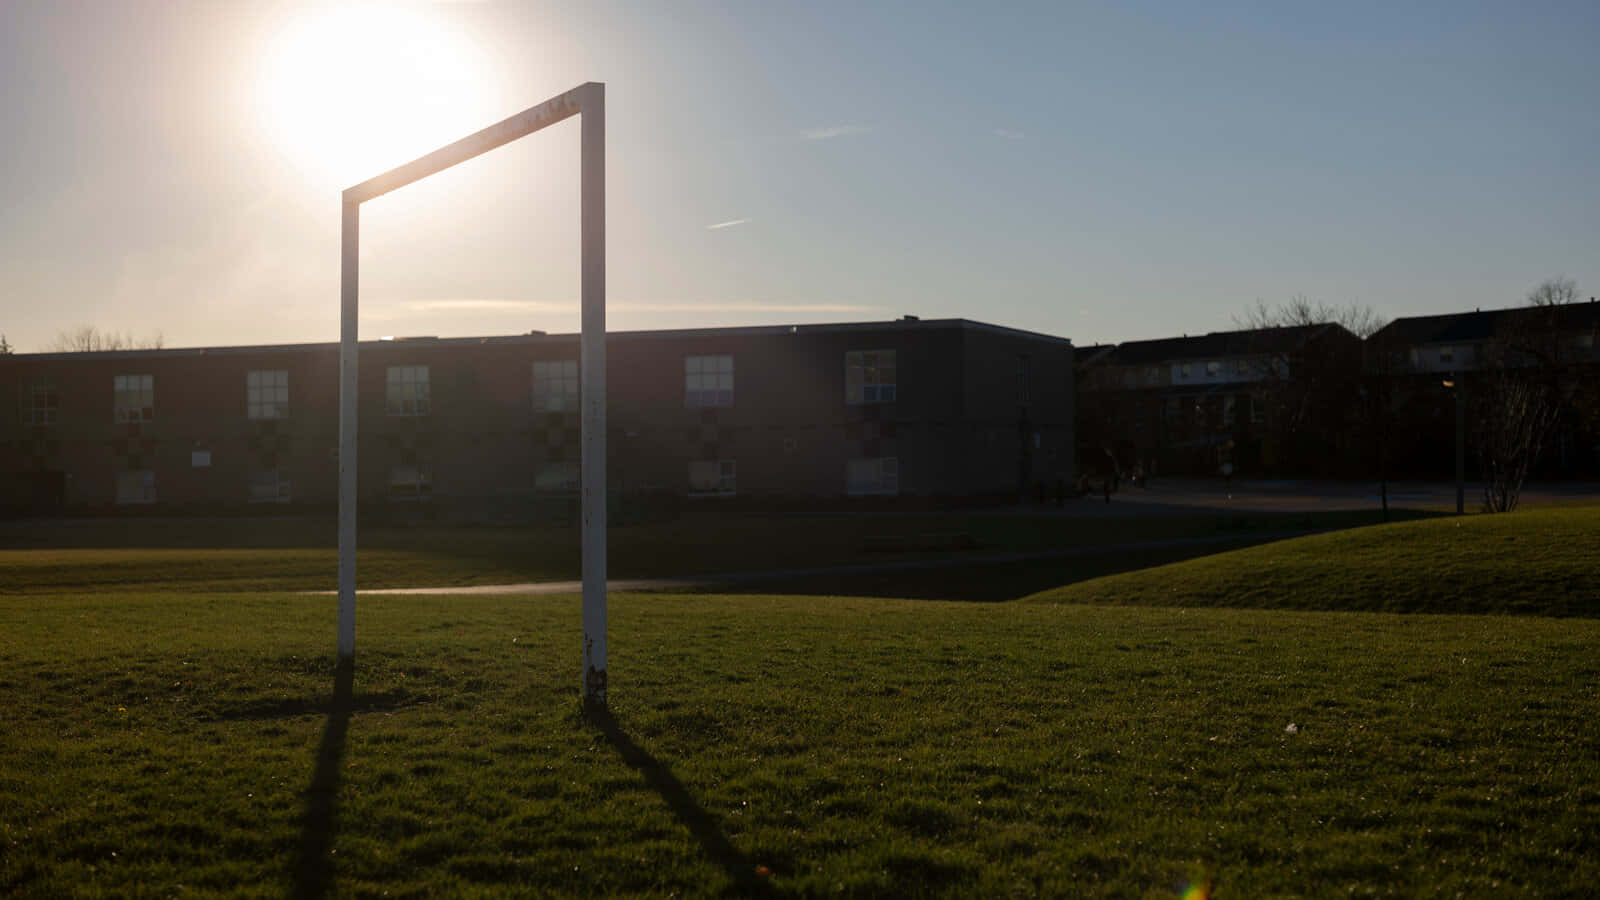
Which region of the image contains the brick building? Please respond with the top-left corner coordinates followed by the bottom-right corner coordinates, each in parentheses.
top-left (0, 318), bottom-right (1075, 516)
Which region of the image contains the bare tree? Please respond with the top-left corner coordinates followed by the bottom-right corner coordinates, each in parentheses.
top-left (1475, 373), bottom-right (1559, 512)
top-left (1233, 297), bottom-right (1382, 476)
top-left (0, 334), bottom-right (11, 354)
top-left (1473, 277), bottom-right (1584, 512)
top-left (1235, 296), bottom-right (1387, 339)
top-left (1527, 276), bottom-right (1578, 307)
top-left (47, 325), bottom-right (165, 353)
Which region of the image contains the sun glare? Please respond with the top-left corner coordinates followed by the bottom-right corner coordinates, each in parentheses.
top-left (255, 6), bottom-right (499, 188)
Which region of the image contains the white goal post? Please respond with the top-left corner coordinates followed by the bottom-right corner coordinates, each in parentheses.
top-left (337, 82), bottom-right (608, 706)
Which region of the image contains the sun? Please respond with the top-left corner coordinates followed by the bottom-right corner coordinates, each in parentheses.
top-left (254, 5), bottom-right (499, 188)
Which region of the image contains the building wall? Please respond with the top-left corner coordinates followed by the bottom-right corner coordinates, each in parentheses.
top-left (0, 320), bottom-right (1074, 515)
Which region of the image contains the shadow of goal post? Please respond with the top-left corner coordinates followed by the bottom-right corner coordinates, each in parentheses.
top-left (337, 82), bottom-right (608, 707)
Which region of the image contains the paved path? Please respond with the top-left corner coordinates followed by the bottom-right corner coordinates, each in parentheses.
top-left (340, 531), bottom-right (1303, 596)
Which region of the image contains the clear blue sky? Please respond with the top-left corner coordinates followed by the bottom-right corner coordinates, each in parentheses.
top-left (3, 0), bottom-right (1596, 352)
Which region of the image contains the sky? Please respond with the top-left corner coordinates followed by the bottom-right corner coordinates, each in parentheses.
top-left (2, 0), bottom-right (1597, 353)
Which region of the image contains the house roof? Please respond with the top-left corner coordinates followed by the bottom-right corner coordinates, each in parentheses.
top-left (1096, 324), bottom-right (1345, 366)
top-left (1373, 302), bottom-right (1600, 347)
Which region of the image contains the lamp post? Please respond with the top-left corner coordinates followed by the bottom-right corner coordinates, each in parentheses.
top-left (1443, 378), bottom-right (1465, 514)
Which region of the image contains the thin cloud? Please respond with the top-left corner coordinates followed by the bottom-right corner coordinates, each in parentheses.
top-left (370, 298), bottom-right (878, 320)
top-left (994, 128), bottom-right (1025, 141)
top-left (617, 302), bottom-right (877, 313)
top-left (707, 218), bottom-right (752, 230)
top-left (394, 299), bottom-right (570, 313)
top-left (802, 124), bottom-right (870, 141)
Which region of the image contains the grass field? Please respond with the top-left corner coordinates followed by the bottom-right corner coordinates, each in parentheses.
top-left (2, 507), bottom-right (1597, 896)
top-left (0, 507), bottom-right (1425, 595)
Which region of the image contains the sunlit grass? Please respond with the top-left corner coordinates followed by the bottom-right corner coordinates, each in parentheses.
top-left (1024, 505), bottom-right (1600, 616)
top-left (3, 586), bottom-right (1597, 896)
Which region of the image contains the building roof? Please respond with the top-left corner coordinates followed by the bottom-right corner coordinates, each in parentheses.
top-left (1094, 323), bottom-right (1347, 366)
top-left (2, 317), bottom-right (1072, 362)
top-left (1372, 302), bottom-right (1600, 347)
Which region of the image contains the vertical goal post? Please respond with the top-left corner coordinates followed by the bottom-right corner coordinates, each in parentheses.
top-left (337, 82), bottom-right (608, 707)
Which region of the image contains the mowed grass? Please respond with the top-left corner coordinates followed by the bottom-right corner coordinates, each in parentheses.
top-left (0, 507), bottom-right (1420, 595)
top-left (1025, 506), bottom-right (1600, 616)
top-left (3, 590), bottom-right (1598, 896)
top-left (3, 506), bottom-right (1596, 896)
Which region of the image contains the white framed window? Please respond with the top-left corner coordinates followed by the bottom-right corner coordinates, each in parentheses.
top-left (1235, 359), bottom-right (1250, 376)
top-left (533, 359), bottom-right (579, 412)
top-left (847, 457), bottom-right (899, 496)
top-left (389, 464), bottom-right (432, 501)
top-left (386, 365), bottom-right (430, 416)
top-left (845, 350), bottom-right (897, 404)
top-left (1205, 360), bottom-right (1221, 377)
top-left (1179, 363), bottom-right (1192, 379)
top-left (23, 376), bottom-right (59, 425)
top-left (113, 374), bottom-right (153, 423)
top-left (685, 355), bottom-right (733, 407)
top-left (247, 370), bottom-right (289, 420)
top-left (116, 469), bottom-right (156, 504)
top-left (535, 460), bottom-right (580, 492)
top-left (689, 459), bottom-right (737, 497)
top-left (249, 468), bottom-right (292, 503)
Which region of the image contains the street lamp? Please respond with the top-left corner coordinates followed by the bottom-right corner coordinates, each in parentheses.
top-left (1442, 378), bottom-right (1465, 514)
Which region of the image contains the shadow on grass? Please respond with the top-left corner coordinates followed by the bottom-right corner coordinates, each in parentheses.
top-left (589, 707), bottom-right (771, 896)
top-left (289, 659), bottom-right (353, 900)
top-left (720, 537), bottom-right (1288, 603)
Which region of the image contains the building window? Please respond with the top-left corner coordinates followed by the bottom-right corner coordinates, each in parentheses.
top-left (249, 468), bottom-right (291, 503)
top-left (1250, 394), bottom-right (1265, 424)
top-left (1145, 367), bottom-right (1161, 384)
top-left (247, 370), bottom-right (289, 420)
top-left (1206, 360), bottom-right (1221, 377)
top-left (535, 461), bottom-right (579, 492)
top-left (1236, 359), bottom-right (1250, 376)
top-left (23, 376), bottom-right (59, 425)
top-left (1223, 395), bottom-right (1237, 427)
top-left (685, 355), bottom-right (733, 408)
top-left (847, 457), bottom-right (899, 496)
top-left (114, 374), bottom-right (154, 423)
top-left (116, 469), bottom-right (156, 504)
top-left (386, 366), bottom-right (430, 416)
top-left (533, 360), bottom-right (579, 412)
top-left (689, 459), bottom-right (737, 496)
top-left (845, 350), bottom-right (897, 404)
top-left (1438, 346), bottom-right (1455, 365)
top-left (389, 464), bottom-right (432, 501)
top-left (1179, 363), bottom-right (1192, 379)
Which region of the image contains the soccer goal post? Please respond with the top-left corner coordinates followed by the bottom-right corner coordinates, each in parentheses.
top-left (337, 82), bottom-right (608, 706)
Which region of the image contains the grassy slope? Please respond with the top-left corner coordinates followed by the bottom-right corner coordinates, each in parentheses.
top-left (1025, 506), bottom-right (1600, 616)
top-left (0, 508), bottom-right (1415, 595)
top-left (3, 589), bottom-right (1598, 897)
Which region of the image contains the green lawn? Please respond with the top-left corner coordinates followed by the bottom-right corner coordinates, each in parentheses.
top-left (1025, 505), bottom-right (1600, 616)
top-left (2, 507), bottom-right (1596, 896)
